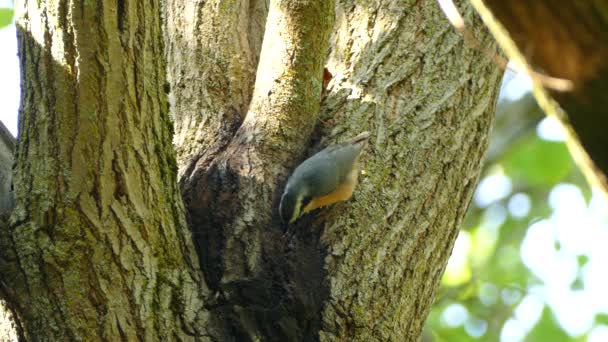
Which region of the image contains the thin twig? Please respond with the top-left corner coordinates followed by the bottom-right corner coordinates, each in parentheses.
top-left (437, 0), bottom-right (573, 92)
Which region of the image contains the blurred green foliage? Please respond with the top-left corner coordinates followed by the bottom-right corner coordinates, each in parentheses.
top-left (0, 8), bottom-right (12, 29)
top-left (502, 137), bottom-right (572, 187)
top-left (526, 307), bottom-right (571, 342)
top-left (423, 87), bottom-right (607, 341)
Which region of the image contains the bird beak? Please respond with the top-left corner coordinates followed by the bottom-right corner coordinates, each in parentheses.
top-left (350, 131), bottom-right (371, 145)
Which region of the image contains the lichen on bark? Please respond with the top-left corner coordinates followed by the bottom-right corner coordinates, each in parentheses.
top-left (315, 1), bottom-right (503, 339)
top-left (1, 0), bottom-right (208, 339)
top-left (2, 0), bottom-right (505, 340)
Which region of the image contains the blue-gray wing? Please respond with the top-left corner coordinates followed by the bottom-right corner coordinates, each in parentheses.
top-left (288, 150), bottom-right (340, 198)
top-left (287, 142), bottom-right (364, 198)
top-left (325, 143), bottom-right (362, 183)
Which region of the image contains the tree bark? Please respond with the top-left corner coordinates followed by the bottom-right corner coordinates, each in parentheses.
top-left (470, 0), bottom-right (608, 195)
top-left (0, 120), bottom-right (15, 213)
top-left (171, 0), bottom-right (336, 340)
top-left (0, 0), bottom-right (207, 339)
top-left (168, 0), bottom-right (503, 341)
top-left (315, 2), bottom-right (502, 340)
top-left (163, 0), bottom-right (269, 179)
top-left (2, 0), bottom-right (503, 341)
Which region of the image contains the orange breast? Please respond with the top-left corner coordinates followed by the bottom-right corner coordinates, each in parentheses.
top-left (302, 168), bottom-right (359, 214)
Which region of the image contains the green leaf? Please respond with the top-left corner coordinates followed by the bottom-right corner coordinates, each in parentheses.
top-left (525, 307), bottom-right (570, 342)
top-left (577, 255), bottom-right (590, 268)
top-left (502, 136), bottom-right (573, 187)
top-left (434, 326), bottom-right (474, 342)
top-left (0, 8), bottom-right (13, 29)
top-left (595, 313), bottom-right (608, 326)
top-left (570, 277), bottom-right (584, 290)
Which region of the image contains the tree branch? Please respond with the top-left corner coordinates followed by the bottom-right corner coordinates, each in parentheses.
top-left (164, 0), bottom-right (269, 179)
top-left (471, 0), bottom-right (608, 195)
top-left (179, 0), bottom-right (335, 339)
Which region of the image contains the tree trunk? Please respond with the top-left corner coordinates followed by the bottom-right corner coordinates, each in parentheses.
top-left (1, 0), bottom-right (503, 341)
top-left (316, 2), bottom-right (502, 340)
top-left (0, 0), bottom-right (207, 339)
top-left (470, 0), bottom-right (608, 196)
top-left (0, 120), bottom-right (15, 213)
top-left (167, 0), bottom-right (503, 341)
top-left (163, 0), bottom-right (269, 179)
top-left (170, 0), bottom-right (337, 340)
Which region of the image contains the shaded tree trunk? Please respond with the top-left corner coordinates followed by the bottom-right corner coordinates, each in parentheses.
top-left (0, 0), bottom-right (207, 339)
top-left (0, 120), bottom-right (15, 213)
top-left (471, 0), bottom-right (608, 196)
top-left (0, 0), bottom-right (502, 341)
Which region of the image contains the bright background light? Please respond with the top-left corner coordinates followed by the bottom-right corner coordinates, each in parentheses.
top-left (429, 69), bottom-right (608, 341)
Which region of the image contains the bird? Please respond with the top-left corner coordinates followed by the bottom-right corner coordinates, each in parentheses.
top-left (279, 132), bottom-right (371, 223)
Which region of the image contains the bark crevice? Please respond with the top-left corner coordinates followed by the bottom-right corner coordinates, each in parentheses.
top-left (173, 0), bottom-right (335, 339)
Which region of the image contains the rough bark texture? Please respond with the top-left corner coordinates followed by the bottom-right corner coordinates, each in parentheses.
top-left (163, 0), bottom-right (269, 179)
top-left (0, 120), bottom-right (15, 213)
top-left (471, 0), bottom-right (608, 195)
top-left (168, 0), bottom-right (503, 341)
top-left (0, 0), bottom-right (207, 339)
top-left (172, 0), bottom-right (336, 340)
top-left (314, 2), bottom-right (502, 340)
top-left (2, 0), bottom-right (503, 340)
top-left (0, 120), bottom-right (17, 339)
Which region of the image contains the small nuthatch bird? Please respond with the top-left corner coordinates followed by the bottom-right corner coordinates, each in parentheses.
top-left (279, 132), bottom-right (371, 223)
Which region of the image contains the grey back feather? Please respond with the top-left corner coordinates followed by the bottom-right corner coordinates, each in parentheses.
top-left (285, 142), bottom-right (364, 198)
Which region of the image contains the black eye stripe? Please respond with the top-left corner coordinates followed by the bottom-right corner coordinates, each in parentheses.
top-left (302, 196), bottom-right (312, 207)
top-left (280, 192), bottom-right (295, 223)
